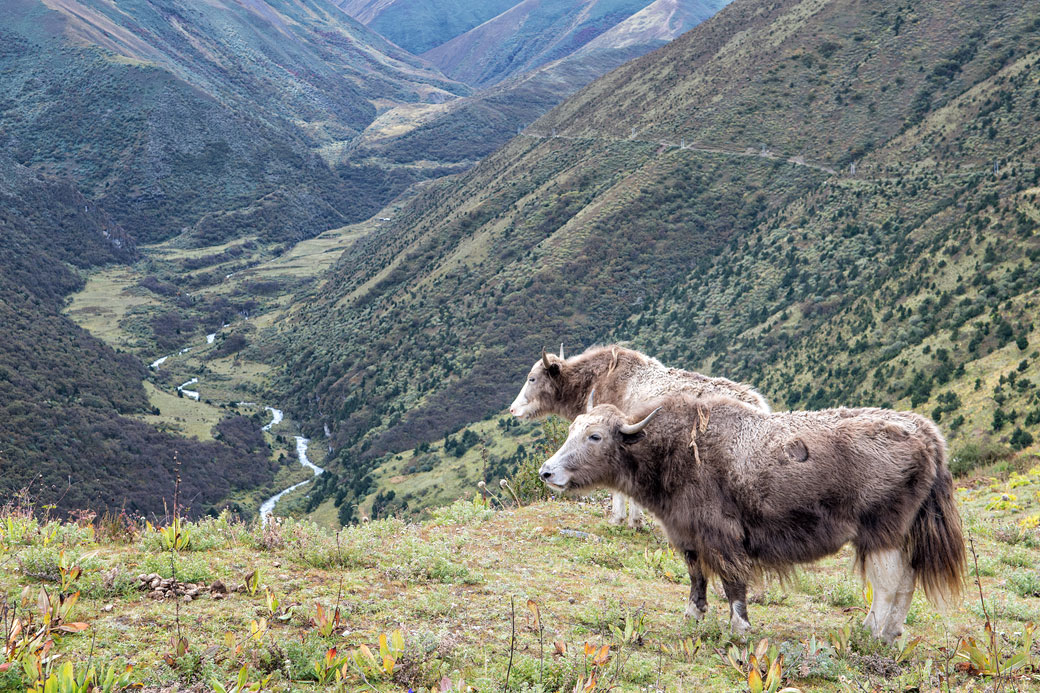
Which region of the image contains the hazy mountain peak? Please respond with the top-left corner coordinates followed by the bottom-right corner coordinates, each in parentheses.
top-left (421, 0), bottom-right (662, 87)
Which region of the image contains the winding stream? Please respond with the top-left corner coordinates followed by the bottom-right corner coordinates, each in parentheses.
top-left (261, 406), bottom-right (283, 432)
top-left (147, 337), bottom-right (326, 525)
top-left (259, 436), bottom-right (323, 527)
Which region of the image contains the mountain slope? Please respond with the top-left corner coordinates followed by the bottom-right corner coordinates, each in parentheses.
top-left (0, 0), bottom-right (467, 245)
top-left (421, 0), bottom-right (664, 87)
top-left (355, 0), bottom-right (730, 166)
top-left (0, 157), bottom-right (278, 516)
top-left (271, 0), bottom-right (1040, 518)
top-left (334, 0), bottom-right (518, 54)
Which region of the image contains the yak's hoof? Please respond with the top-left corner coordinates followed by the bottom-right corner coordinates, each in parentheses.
top-left (730, 616), bottom-right (752, 636)
top-left (608, 514), bottom-right (625, 526)
top-left (864, 610), bottom-right (903, 643)
top-left (684, 603), bottom-right (707, 622)
top-left (863, 610), bottom-right (879, 637)
top-left (878, 623), bottom-right (904, 645)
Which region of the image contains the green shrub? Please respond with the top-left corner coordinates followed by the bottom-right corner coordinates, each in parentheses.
top-left (81, 566), bottom-right (139, 599)
top-left (250, 515), bottom-right (407, 569)
top-left (141, 511), bottom-right (246, 552)
top-left (1007, 570), bottom-right (1040, 597)
top-left (949, 440), bottom-right (1012, 476)
top-left (380, 530), bottom-right (481, 584)
top-left (16, 545), bottom-right (99, 584)
top-left (429, 496), bottom-right (495, 525)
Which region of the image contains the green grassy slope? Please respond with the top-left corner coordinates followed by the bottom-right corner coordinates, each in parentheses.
top-left (621, 47), bottom-right (1040, 455)
top-left (0, 462), bottom-right (1038, 690)
top-left (273, 0), bottom-right (1040, 518)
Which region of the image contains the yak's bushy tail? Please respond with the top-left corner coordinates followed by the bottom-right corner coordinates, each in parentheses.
top-left (908, 460), bottom-right (965, 607)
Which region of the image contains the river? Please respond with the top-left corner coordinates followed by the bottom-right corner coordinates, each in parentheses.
top-left (147, 337), bottom-right (325, 525)
top-left (258, 436), bottom-right (324, 527)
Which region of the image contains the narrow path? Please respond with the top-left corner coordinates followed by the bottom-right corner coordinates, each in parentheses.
top-left (522, 131), bottom-right (1040, 180)
top-left (521, 131), bottom-right (839, 174)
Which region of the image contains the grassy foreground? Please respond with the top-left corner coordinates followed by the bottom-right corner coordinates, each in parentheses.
top-left (2, 460), bottom-right (1039, 692)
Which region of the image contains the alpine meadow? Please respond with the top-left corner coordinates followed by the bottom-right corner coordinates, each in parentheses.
top-left (1, 0), bottom-right (1039, 690)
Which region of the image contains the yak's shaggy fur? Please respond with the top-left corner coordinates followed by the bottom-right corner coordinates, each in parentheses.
top-left (539, 394), bottom-right (965, 642)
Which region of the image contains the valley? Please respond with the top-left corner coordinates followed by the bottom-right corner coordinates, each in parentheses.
top-left (59, 205), bottom-right (391, 522)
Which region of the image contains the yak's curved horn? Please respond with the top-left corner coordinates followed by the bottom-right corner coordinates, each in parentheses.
top-left (542, 349), bottom-right (551, 369)
top-left (586, 388), bottom-right (596, 413)
top-left (619, 407), bottom-right (661, 435)
top-left (559, 343), bottom-right (565, 360)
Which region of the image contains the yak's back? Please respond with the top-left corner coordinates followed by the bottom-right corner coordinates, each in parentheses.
top-left (619, 351), bottom-right (770, 413)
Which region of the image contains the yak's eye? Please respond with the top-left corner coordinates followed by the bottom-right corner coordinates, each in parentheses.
top-left (589, 433), bottom-right (602, 442)
top-left (528, 377), bottom-right (535, 383)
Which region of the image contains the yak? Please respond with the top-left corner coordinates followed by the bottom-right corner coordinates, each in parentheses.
top-left (538, 392), bottom-right (965, 643)
top-left (509, 344), bottom-right (769, 527)
top-left (509, 344), bottom-right (769, 622)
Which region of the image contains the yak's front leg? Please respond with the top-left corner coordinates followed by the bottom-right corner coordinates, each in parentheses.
top-left (627, 499), bottom-right (644, 529)
top-left (722, 578), bottom-right (752, 635)
top-left (683, 550), bottom-right (708, 621)
top-left (608, 493), bottom-right (627, 525)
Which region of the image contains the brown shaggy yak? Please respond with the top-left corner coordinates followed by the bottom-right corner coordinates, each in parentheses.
top-left (509, 344), bottom-right (769, 621)
top-left (538, 393), bottom-right (965, 643)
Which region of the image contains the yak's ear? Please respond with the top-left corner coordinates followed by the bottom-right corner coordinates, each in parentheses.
top-left (617, 425), bottom-right (645, 445)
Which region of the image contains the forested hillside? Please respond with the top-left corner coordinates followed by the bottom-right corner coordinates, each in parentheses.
top-left (271, 0), bottom-right (1040, 518)
top-left (0, 157), bottom-right (277, 516)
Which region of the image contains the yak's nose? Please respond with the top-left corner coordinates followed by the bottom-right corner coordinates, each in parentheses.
top-left (509, 406), bottom-right (517, 415)
top-left (540, 469), bottom-right (552, 480)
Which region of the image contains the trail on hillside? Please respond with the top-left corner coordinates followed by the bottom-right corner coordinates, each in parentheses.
top-left (521, 130), bottom-right (1040, 180)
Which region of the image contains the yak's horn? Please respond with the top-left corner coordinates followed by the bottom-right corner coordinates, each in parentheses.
top-left (559, 343), bottom-right (565, 359)
top-left (619, 407), bottom-right (661, 435)
top-left (586, 388), bottom-right (596, 413)
top-left (542, 349), bottom-right (551, 369)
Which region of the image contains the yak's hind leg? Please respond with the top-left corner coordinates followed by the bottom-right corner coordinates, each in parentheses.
top-left (722, 579), bottom-right (751, 635)
top-left (863, 549), bottom-right (915, 644)
top-left (683, 551), bottom-right (708, 621)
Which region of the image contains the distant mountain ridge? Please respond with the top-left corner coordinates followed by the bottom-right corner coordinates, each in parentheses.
top-left (334, 0), bottom-right (518, 54)
top-left (422, 0), bottom-right (658, 87)
top-left (353, 0), bottom-right (730, 166)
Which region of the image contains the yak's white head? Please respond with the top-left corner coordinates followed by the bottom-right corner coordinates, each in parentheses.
top-left (509, 346), bottom-right (566, 419)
